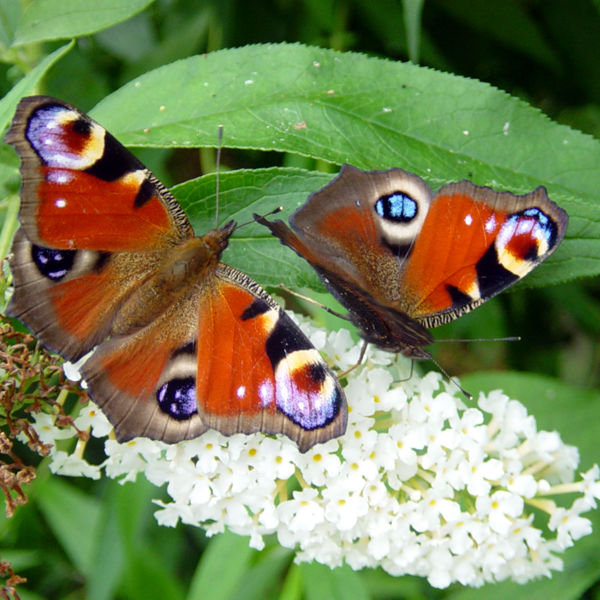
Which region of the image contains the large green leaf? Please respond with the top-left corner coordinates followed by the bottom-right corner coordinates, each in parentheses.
top-left (300, 562), bottom-right (370, 600)
top-left (90, 44), bottom-right (599, 285)
top-left (0, 41), bottom-right (73, 134)
top-left (12, 0), bottom-right (155, 46)
top-left (33, 475), bottom-right (102, 575)
top-left (187, 531), bottom-right (255, 600)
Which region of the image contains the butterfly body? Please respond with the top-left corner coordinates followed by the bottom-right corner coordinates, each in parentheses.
top-left (257, 164), bottom-right (568, 359)
top-left (6, 96), bottom-right (346, 452)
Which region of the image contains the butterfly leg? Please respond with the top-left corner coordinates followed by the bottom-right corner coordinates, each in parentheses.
top-left (337, 339), bottom-right (369, 379)
top-left (395, 357), bottom-right (415, 383)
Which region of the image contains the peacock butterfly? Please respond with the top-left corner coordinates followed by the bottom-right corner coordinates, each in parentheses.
top-left (256, 164), bottom-right (568, 360)
top-left (5, 96), bottom-right (347, 452)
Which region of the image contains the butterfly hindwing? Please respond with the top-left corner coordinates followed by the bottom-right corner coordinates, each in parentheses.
top-left (7, 228), bottom-right (168, 360)
top-left (82, 263), bottom-right (346, 452)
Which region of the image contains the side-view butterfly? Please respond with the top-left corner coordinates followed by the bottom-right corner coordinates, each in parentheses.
top-left (5, 96), bottom-right (347, 452)
top-left (256, 164), bottom-right (568, 360)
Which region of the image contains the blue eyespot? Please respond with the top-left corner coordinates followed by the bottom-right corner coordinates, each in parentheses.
top-left (157, 377), bottom-right (197, 420)
top-left (523, 207), bottom-right (550, 227)
top-left (512, 207), bottom-right (557, 246)
top-left (31, 245), bottom-right (75, 281)
top-left (375, 192), bottom-right (418, 223)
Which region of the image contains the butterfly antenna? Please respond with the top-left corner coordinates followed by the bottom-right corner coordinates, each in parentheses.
top-left (435, 336), bottom-right (521, 344)
top-left (215, 125), bottom-right (224, 228)
top-left (236, 207), bottom-right (283, 230)
top-left (428, 354), bottom-right (473, 401)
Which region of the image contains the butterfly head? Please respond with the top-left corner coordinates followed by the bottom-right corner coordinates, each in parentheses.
top-left (203, 219), bottom-right (237, 255)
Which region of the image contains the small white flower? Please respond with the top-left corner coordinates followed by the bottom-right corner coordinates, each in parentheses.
top-left (409, 484), bottom-right (461, 532)
top-left (277, 488), bottom-right (325, 535)
top-left (322, 485), bottom-right (369, 531)
top-left (548, 500), bottom-right (593, 548)
top-left (20, 412), bottom-right (75, 445)
top-left (505, 473), bottom-right (538, 498)
top-left (25, 317), bottom-right (600, 589)
top-left (296, 440), bottom-right (341, 486)
top-left (62, 352), bottom-right (92, 386)
top-left (74, 401), bottom-right (113, 438)
top-left (49, 450), bottom-right (101, 479)
top-left (463, 457), bottom-right (504, 496)
top-left (477, 491), bottom-right (524, 535)
top-left (580, 465), bottom-right (600, 507)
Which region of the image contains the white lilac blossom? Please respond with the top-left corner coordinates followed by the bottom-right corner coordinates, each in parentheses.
top-left (24, 315), bottom-right (600, 588)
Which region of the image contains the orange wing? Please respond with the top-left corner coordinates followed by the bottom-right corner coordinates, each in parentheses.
top-left (6, 96), bottom-right (191, 251)
top-left (83, 264), bottom-right (347, 452)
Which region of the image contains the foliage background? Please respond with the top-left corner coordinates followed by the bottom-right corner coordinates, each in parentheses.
top-left (0, 0), bottom-right (599, 598)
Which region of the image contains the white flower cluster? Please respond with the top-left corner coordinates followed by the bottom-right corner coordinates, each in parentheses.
top-left (25, 320), bottom-right (600, 589)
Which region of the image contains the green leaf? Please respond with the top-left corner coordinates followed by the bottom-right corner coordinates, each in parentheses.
top-left (171, 168), bottom-right (330, 289)
top-left (85, 483), bottom-right (126, 600)
top-left (110, 478), bottom-right (181, 600)
top-left (235, 547), bottom-right (293, 600)
top-left (360, 571), bottom-right (426, 599)
top-left (90, 44), bottom-right (599, 284)
top-left (187, 531), bottom-right (255, 600)
top-left (0, 549), bottom-right (42, 571)
top-left (12, 0), bottom-right (156, 46)
top-left (0, 194), bottom-right (18, 262)
top-left (300, 563), bottom-right (338, 600)
top-left (0, 0), bottom-right (21, 47)
top-left (121, 8), bottom-right (212, 82)
top-left (329, 566), bottom-right (370, 600)
top-left (0, 40), bottom-right (73, 134)
top-left (279, 563), bottom-right (303, 600)
top-left (300, 563), bottom-right (370, 600)
top-left (121, 545), bottom-right (185, 600)
top-left (33, 476), bottom-right (102, 576)
top-left (95, 10), bottom-right (155, 62)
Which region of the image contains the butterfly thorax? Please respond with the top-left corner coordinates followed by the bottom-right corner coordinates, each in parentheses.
top-left (111, 222), bottom-right (236, 335)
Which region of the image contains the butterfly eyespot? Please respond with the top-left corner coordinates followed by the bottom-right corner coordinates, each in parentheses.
top-left (26, 105), bottom-right (105, 169)
top-left (31, 245), bottom-right (75, 281)
top-left (156, 376), bottom-right (197, 420)
top-left (375, 191), bottom-right (418, 223)
top-left (71, 118), bottom-right (91, 137)
top-left (274, 352), bottom-right (342, 430)
top-left (497, 207), bottom-right (558, 268)
top-left (522, 208), bottom-right (556, 244)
